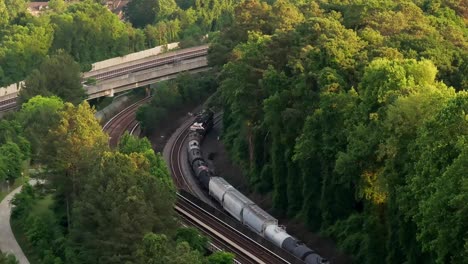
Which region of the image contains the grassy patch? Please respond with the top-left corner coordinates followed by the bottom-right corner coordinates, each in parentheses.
top-left (31, 194), bottom-right (54, 216)
top-left (11, 194), bottom-right (55, 264)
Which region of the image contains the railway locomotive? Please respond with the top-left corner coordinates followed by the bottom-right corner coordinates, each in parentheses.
top-left (187, 110), bottom-right (328, 264)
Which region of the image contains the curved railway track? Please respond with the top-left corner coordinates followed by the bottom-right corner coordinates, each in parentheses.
top-left (104, 103), bottom-right (292, 263)
top-left (102, 96), bottom-right (151, 147)
top-left (177, 193), bottom-right (280, 264)
top-left (169, 114), bottom-right (223, 191)
top-left (168, 114), bottom-right (295, 264)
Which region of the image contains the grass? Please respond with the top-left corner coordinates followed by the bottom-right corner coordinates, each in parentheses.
top-left (31, 194), bottom-right (54, 216)
top-left (11, 194), bottom-right (55, 264)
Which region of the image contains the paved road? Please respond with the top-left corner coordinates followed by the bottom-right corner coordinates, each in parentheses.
top-left (0, 183), bottom-right (33, 264)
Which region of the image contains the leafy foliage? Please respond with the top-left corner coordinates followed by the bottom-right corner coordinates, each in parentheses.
top-left (20, 52), bottom-right (85, 105)
top-left (0, 250), bottom-right (19, 264)
top-left (212, 0), bottom-right (468, 263)
top-left (16, 96), bottom-right (64, 162)
top-left (0, 119), bottom-right (29, 184)
top-left (137, 72), bottom-right (217, 134)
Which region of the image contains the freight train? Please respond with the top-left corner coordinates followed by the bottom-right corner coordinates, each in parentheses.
top-left (186, 110), bottom-right (328, 264)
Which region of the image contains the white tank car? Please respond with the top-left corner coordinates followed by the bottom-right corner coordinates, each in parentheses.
top-left (208, 177), bottom-right (233, 203)
top-left (222, 188), bottom-right (254, 222)
top-left (264, 224), bottom-right (293, 248)
top-left (209, 178), bottom-right (279, 234)
top-left (242, 204), bottom-right (278, 235)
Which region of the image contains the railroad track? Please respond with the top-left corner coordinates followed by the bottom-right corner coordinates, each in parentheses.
top-left (0, 98), bottom-right (18, 112)
top-left (169, 114), bottom-right (223, 191)
top-left (105, 105), bottom-right (290, 263)
top-left (176, 192), bottom-right (289, 264)
top-left (88, 46), bottom-right (209, 81)
top-left (169, 114), bottom-right (294, 264)
top-left (102, 96), bottom-right (151, 147)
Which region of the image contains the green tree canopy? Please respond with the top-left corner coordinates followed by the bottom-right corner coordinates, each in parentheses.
top-left (0, 24), bottom-right (53, 86)
top-left (17, 96), bottom-right (65, 162)
top-left (70, 151), bottom-right (176, 263)
top-left (0, 250), bottom-right (18, 264)
top-left (20, 51), bottom-right (85, 105)
top-left (124, 0), bottom-right (178, 28)
top-left (118, 132), bottom-right (171, 182)
top-left (0, 141), bottom-right (23, 183)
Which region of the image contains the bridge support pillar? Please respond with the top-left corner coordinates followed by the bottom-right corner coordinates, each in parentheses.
top-left (105, 89), bottom-right (114, 97)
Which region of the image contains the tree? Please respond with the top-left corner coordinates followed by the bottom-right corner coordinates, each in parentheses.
top-left (20, 51), bottom-right (85, 105)
top-left (134, 233), bottom-right (171, 264)
top-left (118, 132), bottom-right (172, 182)
top-left (48, 0), bottom-right (66, 13)
top-left (70, 151), bottom-right (176, 263)
top-left (400, 92), bottom-right (468, 263)
top-left (0, 250), bottom-right (18, 264)
top-left (17, 96), bottom-right (65, 163)
top-left (208, 0), bottom-right (273, 67)
top-left (50, 1), bottom-right (137, 67)
top-left (0, 24), bottom-right (53, 86)
top-left (124, 0), bottom-right (178, 28)
top-left (176, 0), bottom-right (195, 10)
top-left (124, 0), bottom-right (158, 28)
top-left (174, 227), bottom-right (208, 253)
top-left (4, 0), bottom-right (27, 21)
top-left (0, 119), bottom-right (30, 158)
top-left (271, 0), bottom-right (304, 32)
top-left (205, 251), bottom-right (235, 264)
top-left (46, 102), bottom-right (109, 231)
top-left (0, 1), bottom-right (10, 27)
top-left (0, 142), bottom-right (23, 183)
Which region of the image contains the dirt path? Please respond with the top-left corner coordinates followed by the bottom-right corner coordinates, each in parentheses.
top-left (0, 183), bottom-right (31, 264)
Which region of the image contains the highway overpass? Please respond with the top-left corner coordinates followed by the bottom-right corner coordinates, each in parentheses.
top-left (0, 43), bottom-right (209, 112)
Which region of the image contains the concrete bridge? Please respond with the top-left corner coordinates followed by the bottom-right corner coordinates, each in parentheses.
top-left (0, 43), bottom-right (209, 112)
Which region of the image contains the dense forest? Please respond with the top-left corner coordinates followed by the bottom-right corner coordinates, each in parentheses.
top-left (209, 0), bottom-right (467, 263)
top-left (0, 0), bottom-right (235, 87)
top-left (6, 96), bottom-right (233, 264)
top-left (0, 0), bottom-right (238, 263)
top-left (1, 0), bottom-right (467, 263)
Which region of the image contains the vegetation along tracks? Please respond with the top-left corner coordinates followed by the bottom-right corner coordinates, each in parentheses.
top-left (102, 96), bottom-right (151, 147)
top-left (105, 107), bottom-right (289, 263)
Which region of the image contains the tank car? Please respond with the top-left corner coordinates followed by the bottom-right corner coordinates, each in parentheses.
top-left (186, 111), bottom-right (329, 264)
top-left (242, 204), bottom-right (277, 235)
top-left (264, 225), bottom-right (327, 264)
top-left (188, 148), bottom-right (203, 167)
top-left (222, 188), bottom-right (254, 222)
top-left (197, 169), bottom-right (211, 189)
top-left (192, 159), bottom-right (208, 178)
top-left (188, 132), bottom-right (202, 151)
top-left (208, 177), bottom-right (232, 203)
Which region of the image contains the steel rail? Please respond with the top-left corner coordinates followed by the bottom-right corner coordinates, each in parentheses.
top-left (176, 193), bottom-right (289, 264)
top-left (105, 104), bottom-right (292, 264)
top-left (102, 96), bottom-right (151, 147)
top-left (88, 48), bottom-right (208, 81)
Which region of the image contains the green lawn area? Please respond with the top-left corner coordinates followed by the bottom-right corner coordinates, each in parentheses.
top-left (11, 194), bottom-right (54, 264)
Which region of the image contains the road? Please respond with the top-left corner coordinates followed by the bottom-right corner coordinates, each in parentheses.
top-left (0, 183), bottom-right (31, 264)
